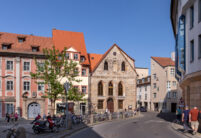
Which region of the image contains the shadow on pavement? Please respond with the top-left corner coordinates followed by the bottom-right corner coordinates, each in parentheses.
top-left (156, 112), bottom-right (176, 122)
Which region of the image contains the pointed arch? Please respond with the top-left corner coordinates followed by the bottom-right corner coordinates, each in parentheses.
top-left (108, 81), bottom-right (113, 96)
top-left (98, 81), bottom-right (103, 96)
top-left (121, 61), bottom-right (125, 71)
top-left (104, 61), bottom-right (108, 70)
top-left (118, 82), bottom-right (123, 96)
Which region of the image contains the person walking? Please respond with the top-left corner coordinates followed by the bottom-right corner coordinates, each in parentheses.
top-left (182, 106), bottom-right (190, 133)
top-left (189, 106), bottom-right (199, 135)
top-left (176, 106), bottom-right (182, 122)
top-left (14, 112), bottom-right (18, 122)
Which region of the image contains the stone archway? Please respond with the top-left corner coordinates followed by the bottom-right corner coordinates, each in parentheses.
top-left (107, 98), bottom-right (114, 113)
top-left (28, 102), bottom-right (40, 119)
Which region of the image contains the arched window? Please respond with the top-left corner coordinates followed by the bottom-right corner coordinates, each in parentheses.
top-left (118, 82), bottom-right (123, 96)
top-left (104, 61), bottom-right (108, 70)
top-left (108, 82), bottom-right (113, 96)
top-left (121, 62), bottom-right (125, 71)
top-left (98, 81), bottom-right (103, 96)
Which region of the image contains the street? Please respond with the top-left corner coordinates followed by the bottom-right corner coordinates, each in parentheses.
top-left (68, 112), bottom-right (186, 138)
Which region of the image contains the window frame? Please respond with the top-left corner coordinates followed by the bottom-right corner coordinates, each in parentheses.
top-left (199, 35), bottom-right (201, 59)
top-left (23, 81), bottom-right (30, 91)
top-left (6, 61), bottom-right (13, 70)
top-left (6, 81), bottom-right (13, 90)
top-left (81, 86), bottom-right (87, 94)
top-left (190, 40), bottom-right (194, 63)
top-left (81, 68), bottom-right (87, 76)
top-left (38, 83), bottom-right (45, 91)
top-left (98, 100), bottom-right (104, 109)
top-left (73, 53), bottom-right (79, 60)
top-left (23, 61), bottom-right (30, 71)
top-left (108, 82), bottom-right (113, 96)
top-left (121, 61), bottom-right (126, 71)
top-left (104, 61), bottom-right (108, 71)
top-left (118, 100), bottom-right (123, 109)
top-left (118, 82), bottom-right (123, 96)
top-left (190, 5), bottom-right (194, 29)
top-left (98, 81), bottom-right (103, 96)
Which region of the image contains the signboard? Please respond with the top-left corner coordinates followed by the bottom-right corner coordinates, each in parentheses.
top-left (57, 102), bottom-right (74, 113)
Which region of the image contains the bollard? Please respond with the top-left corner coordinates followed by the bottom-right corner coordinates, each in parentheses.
top-left (109, 114), bottom-right (112, 120)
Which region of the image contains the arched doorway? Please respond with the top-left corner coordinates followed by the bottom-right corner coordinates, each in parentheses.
top-left (28, 102), bottom-right (40, 119)
top-left (107, 98), bottom-right (114, 113)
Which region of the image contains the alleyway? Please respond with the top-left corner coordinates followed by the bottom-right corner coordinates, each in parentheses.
top-left (68, 112), bottom-right (187, 138)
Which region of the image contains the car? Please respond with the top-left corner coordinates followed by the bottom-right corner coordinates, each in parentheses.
top-left (139, 107), bottom-right (147, 112)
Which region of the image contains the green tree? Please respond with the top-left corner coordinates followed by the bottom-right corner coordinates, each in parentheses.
top-left (31, 46), bottom-right (84, 114)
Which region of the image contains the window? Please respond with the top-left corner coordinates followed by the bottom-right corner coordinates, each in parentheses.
top-left (118, 100), bottom-right (123, 109)
top-left (104, 61), bottom-right (108, 70)
top-left (139, 95), bottom-right (141, 100)
top-left (118, 82), bottom-right (123, 96)
top-left (153, 93), bottom-right (156, 98)
top-left (23, 62), bottom-right (30, 71)
top-left (199, 35), bottom-right (201, 58)
top-left (108, 82), bottom-right (113, 96)
top-left (0, 78), bottom-right (1, 89)
top-left (7, 81), bottom-right (13, 90)
top-left (153, 74), bottom-right (156, 79)
top-left (66, 53), bottom-right (70, 59)
top-left (6, 103), bottom-right (14, 114)
top-left (172, 92), bottom-right (177, 98)
top-left (142, 79), bottom-right (144, 83)
top-left (199, 0), bottom-right (201, 22)
top-left (172, 81), bottom-right (177, 87)
top-left (74, 54), bottom-right (78, 60)
top-left (24, 81), bottom-right (30, 91)
top-left (113, 52), bottom-right (117, 56)
top-left (6, 61), bottom-right (13, 70)
top-left (2, 44), bottom-right (11, 50)
top-left (148, 77), bottom-right (150, 82)
top-left (32, 46), bottom-right (39, 52)
top-left (139, 87), bottom-right (141, 92)
top-left (98, 81), bottom-right (103, 96)
top-left (167, 92), bottom-right (171, 98)
top-left (82, 86), bottom-right (87, 94)
top-left (153, 83), bottom-right (156, 88)
top-left (38, 83), bottom-right (44, 91)
top-left (145, 86), bottom-right (147, 91)
top-left (170, 68), bottom-right (175, 76)
top-left (80, 56), bottom-right (85, 62)
top-left (74, 68), bottom-right (79, 75)
top-left (162, 102), bottom-right (167, 109)
top-left (121, 62), bottom-right (125, 71)
top-left (190, 40), bottom-right (194, 62)
top-left (18, 37), bottom-right (25, 43)
top-left (82, 69), bottom-right (86, 76)
top-left (167, 81), bottom-right (171, 90)
top-left (145, 94), bottom-right (147, 100)
top-left (98, 100), bottom-right (103, 109)
top-left (190, 6), bottom-right (194, 28)
top-left (38, 62), bottom-right (45, 72)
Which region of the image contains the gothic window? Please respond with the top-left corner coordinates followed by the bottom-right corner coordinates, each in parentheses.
top-left (118, 82), bottom-right (123, 96)
top-left (104, 61), bottom-right (108, 70)
top-left (98, 81), bottom-right (103, 96)
top-left (108, 82), bottom-right (113, 96)
top-left (121, 61), bottom-right (125, 71)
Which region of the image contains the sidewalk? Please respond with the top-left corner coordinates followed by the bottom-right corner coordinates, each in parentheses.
top-left (171, 122), bottom-right (201, 138)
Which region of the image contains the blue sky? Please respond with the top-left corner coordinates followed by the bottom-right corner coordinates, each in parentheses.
top-left (0, 0), bottom-right (175, 70)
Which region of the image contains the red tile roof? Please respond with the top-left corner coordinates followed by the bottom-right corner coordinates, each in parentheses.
top-left (0, 32), bottom-right (53, 54)
top-left (52, 29), bottom-right (89, 65)
top-left (151, 57), bottom-right (175, 67)
top-left (88, 53), bottom-right (103, 71)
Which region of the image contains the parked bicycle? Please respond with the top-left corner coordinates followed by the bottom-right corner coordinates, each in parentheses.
top-left (3, 123), bottom-right (18, 138)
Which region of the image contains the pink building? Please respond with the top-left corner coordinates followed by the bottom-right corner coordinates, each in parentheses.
top-left (0, 29), bottom-right (90, 118)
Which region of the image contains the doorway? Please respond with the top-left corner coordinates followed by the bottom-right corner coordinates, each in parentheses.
top-left (107, 98), bottom-right (114, 113)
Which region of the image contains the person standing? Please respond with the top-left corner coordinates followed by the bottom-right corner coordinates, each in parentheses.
top-left (182, 106), bottom-right (190, 132)
top-left (189, 106), bottom-right (199, 135)
top-left (6, 113), bottom-right (10, 123)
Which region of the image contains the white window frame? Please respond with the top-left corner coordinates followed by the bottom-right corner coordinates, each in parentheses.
top-left (6, 81), bottom-right (13, 90)
top-left (38, 83), bottom-right (45, 91)
top-left (23, 81), bottom-right (30, 91)
top-left (5, 103), bottom-right (14, 114)
top-left (6, 61), bottom-right (13, 70)
top-left (81, 86), bottom-right (87, 94)
top-left (23, 62), bottom-right (30, 71)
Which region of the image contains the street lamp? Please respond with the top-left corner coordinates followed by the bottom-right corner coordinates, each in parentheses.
top-left (64, 81), bottom-right (70, 129)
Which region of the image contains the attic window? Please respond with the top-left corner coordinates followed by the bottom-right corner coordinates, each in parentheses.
top-left (2, 44), bottom-right (11, 50)
top-left (91, 57), bottom-right (94, 60)
top-left (80, 56), bottom-right (85, 62)
top-left (18, 37), bottom-right (26, 43)
top-left (113, 52), bottom-right (117, 56)
top-left (32, 46), bottom-right (40, 52)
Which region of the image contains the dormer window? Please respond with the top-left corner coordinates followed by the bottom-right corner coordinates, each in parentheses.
top-left (2, 44), bottom-right (11, 50)
top-left (74, 53), bottom-right (78, 60)
top-left (32, 46), bottom-right (39, 52)
top-left (18, 37), bottom-right (26, 43)
top-left (66, 53), bottom-right (70, 59)
top-left (80, 56), bottom-right (85, 62)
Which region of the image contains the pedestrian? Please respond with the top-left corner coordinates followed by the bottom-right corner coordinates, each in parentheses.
top-left (176, 106), bottom-right (182, 122)
top-left (6, 113), bottom-right (10, 123)
top-left (14, 112), bottom-right (18, 122)
top-left (182, 106), bottom-right (190, 133)
top-left (189, 106), bottom-right (200, 135)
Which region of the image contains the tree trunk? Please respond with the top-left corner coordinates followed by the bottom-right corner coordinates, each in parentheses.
top-left (51, 100), bottom-right (56, 115)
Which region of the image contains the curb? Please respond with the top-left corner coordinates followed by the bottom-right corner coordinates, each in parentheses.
top-left (171, 122), bottom-right (201, 138)
top-left (59, 114), bottom-right (142, 138)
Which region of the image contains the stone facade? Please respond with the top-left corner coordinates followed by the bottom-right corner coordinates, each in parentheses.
top-left (89, 45), bottom-right (137, 113)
